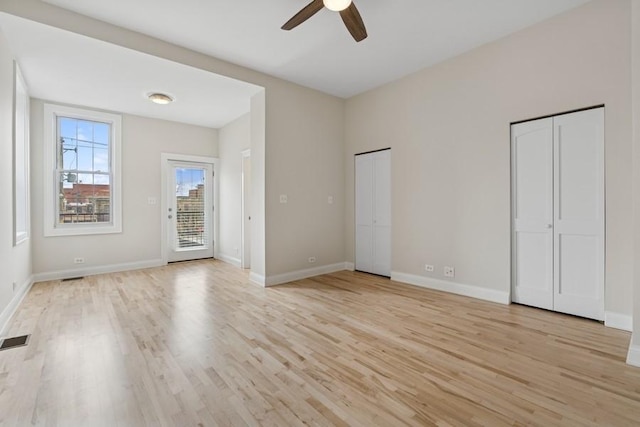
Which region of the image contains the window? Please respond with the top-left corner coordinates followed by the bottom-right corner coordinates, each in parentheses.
top-left (44, 104), bottom-right (122, 236)
top-left (13, 63), bottom-right (29, 245)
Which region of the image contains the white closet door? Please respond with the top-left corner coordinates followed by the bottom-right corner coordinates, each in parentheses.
top-left (355, 154), bottom-right (374, 273)
top-left (355, 150), bottom-right (391, 277)
top-left (553, 108), bottom-right (604, 320)
top-left (511, 118), bottom-right (554, 310)
top-left (372, 150), bottom-right (391, 276)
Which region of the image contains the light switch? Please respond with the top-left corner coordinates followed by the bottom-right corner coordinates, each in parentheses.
top-left (280, 194), bottom-right (288, 204)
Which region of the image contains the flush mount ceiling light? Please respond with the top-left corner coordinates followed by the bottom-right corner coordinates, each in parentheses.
top-left (147, 93), bottom-right (174, 105)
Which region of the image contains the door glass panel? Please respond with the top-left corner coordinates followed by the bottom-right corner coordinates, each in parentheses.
top-left (174, 167), bottom-right (207, 250)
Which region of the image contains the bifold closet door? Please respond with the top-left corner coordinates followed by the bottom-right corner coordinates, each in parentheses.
top-left (511, 108), bottom-right (604, 321)
top-left (355, 150), bottom-right (391, 277)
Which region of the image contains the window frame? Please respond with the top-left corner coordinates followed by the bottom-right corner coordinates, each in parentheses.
top-left (43, 103), bottom-right (122, 237)
top-left (13, 62), bottom-right (30, 246)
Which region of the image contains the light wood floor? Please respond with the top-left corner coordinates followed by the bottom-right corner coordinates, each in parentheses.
top-left (1, 260), bottom-right (639, 426)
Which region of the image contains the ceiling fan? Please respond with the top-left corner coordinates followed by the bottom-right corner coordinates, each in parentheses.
top-left (282, 0), bottom-right (368, 42)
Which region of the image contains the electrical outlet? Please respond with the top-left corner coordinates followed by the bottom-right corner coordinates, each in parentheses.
top-left (308, 257), bottom-right (316, 263)
top-left (444, 266), bottom-right (455, 278)
top-left (280, 194), bottom-right (288, 204)
top-left (234, 247), bottom-right (239, 254)
top-left (74, 257), bottom-right (85, 264)
top-left (425, 264), bottom-right (434, 272)
top-left (328, 196), bottom-right (334, 204)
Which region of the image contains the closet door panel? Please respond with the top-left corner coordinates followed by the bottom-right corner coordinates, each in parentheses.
top-left (511, 118), bottom-right (554, 310)
top-left (553, 108), bottom-right (604, 320)
top-left (373, 150), bottom-right (391, 276)
top-left (355, 154), bottom-right (374, 273)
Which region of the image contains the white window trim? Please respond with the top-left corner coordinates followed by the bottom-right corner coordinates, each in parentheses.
top-left (13, 62), bottom-right (30, 246)
top-left (43, 103), bottom-right (122, 237)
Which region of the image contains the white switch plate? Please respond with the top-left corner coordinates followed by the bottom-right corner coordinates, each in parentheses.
top-left (425, 264), bottom-right (434, 272)
top-left (280, 194), bottom-right (288, 204)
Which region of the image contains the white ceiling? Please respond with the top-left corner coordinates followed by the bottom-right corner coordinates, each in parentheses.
top-left (0, 14), bottom-right (263, 129)
top-left (0, 1), bottom-right (591, 129)
top-left (42, 0), bottom-right (590, 98)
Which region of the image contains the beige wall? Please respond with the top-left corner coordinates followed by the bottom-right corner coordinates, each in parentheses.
top-left (218, 113), bottom-right (250, 265)
top-left (0, 0), bottom-right (346, 282)
top-left (265, 81), bottom-right (345, 276)
top-left (0, 27), bottom-right (32, 328)
top-left (30, 99), bottom-right (218, 276)
top-left (345, 0), bottom-right (633, 316)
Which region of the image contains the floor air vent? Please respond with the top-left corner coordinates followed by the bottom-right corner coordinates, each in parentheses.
top-left (0, 335), bottom-right (30, 351)
top-left (61, 277), bottom-right (84, 282)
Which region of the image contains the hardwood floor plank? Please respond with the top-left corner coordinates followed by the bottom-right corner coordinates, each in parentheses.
top-left (0, 260), bottom-right (639, 426)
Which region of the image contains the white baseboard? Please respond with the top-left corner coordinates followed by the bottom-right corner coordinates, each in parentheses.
top-left (390, 271), bottom-right (510, 305)
top-left (265, 262), bottom-right (350, 287)
top-left (217, 253), bottom-right (242, 268)
top-left (33, 259), bottom-right (164, 283)
top-left (605, 312), bottom-right (633, 332)
top-left (0, 275), bottom-right (34, 336)
top-left (345, 262), bottom-right (355, 271)
top-left (249, 272), bottom-right (266, 286)
top-left (627, 340), bottom-right (640, 367)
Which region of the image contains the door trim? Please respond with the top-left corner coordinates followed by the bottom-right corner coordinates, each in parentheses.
top-left (160, 153), bottom-right (219, 265)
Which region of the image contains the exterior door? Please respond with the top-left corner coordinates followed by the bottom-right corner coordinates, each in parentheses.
top-left (166, 161), bottom-right (214, 262)
top-left (355, 149), bottom-right (391, 277)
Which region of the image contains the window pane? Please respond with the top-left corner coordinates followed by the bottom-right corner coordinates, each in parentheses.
top-left (94, 123), bottom-right (109, 145)
top-left (175, 168), bottom-right (207, 249)
top-left (77, 120), bottom-right (93, 143)
top-left (59, 117), bottom-right (77, 139)
top-left (58, 173), bottom-right (111, 224)
top-left (94, 147), bottom-right (109, 172)
top-left (77, 144), bottom-right (94, 171)
top-left (61, 138), bottom-right (78, 170)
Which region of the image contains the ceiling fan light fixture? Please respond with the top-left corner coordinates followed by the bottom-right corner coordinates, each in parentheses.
top-left (148, 92), bottom-right (174, 105)
top-left (323, 0), bottom-right (352, 12)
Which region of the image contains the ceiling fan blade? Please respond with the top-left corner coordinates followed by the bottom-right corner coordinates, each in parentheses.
top-left (340, 2), bottom-right (367, 42)
top-left (282, 0), bottom-right (325, 31)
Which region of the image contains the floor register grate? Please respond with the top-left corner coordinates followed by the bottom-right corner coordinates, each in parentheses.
top-left (0, 335), bottom-right (30, 351)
